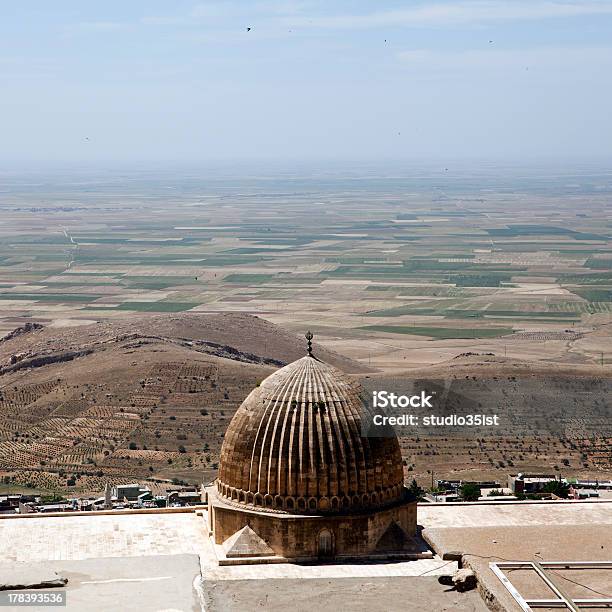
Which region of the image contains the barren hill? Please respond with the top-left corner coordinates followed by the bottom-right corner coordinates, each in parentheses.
top-left (0, 313), bottom-right (364, 495)
top-left (0, 312), bottom-right (367, 375)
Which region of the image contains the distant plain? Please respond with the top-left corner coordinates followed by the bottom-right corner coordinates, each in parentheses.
top-left (1, 164), bottom-right (610, 373)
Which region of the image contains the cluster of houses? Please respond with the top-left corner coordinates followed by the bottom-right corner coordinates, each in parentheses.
top-left (0, 483), bottom-right (204, 514)
top-left (2, 473), bottom-right (610, 513)
top-left (509, 474), bottom-right (612, 499)
top-left (426, 474), bottom-right (612, 503)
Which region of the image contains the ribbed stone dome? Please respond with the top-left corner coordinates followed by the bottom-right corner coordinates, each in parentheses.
top-left (216, 355), bottom-right (405, 513)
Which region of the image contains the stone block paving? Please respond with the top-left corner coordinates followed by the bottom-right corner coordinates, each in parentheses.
top-left (0, 511), bottom-right (459, 583)
top-left (0, 513), bottom-right (208, 563)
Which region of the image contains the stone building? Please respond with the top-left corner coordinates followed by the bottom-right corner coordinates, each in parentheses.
top-left (206, 346), bottom-right (418, 562)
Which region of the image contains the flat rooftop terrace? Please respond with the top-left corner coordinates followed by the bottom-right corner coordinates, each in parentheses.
top-left (419, 500), bottom-right (612, 611)
top-left (0, 500), bottom-right (610, 611)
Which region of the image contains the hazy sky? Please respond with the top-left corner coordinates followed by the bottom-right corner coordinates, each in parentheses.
top-left (2, 1), bottom-right (612, 164)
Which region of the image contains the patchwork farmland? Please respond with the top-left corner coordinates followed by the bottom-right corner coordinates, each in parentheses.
top-left (0, 165), bottom-right (610, 373)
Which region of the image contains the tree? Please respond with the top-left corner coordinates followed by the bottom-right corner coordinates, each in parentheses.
top-left (407, 478), bottom-right (424, 501)
top-left (542, 480), bottom-right (570, 499)
top-left (459, 483), bottom-right (481, 501)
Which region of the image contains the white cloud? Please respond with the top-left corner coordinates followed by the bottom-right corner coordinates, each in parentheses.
top-left (139, 15), bottom-right (190, 26)
top-left (190, 3), bottom-right (236, 19)
top-left (189, 0), bottom-right (307, 19)
top-left (289, 1), bottom-right (612, 29)
top-left (70, 21), bottom-right (128, 32)
top-left (100, 1), bottom-right (612, 35)
top-left (396, 45), bottom-right (612, 74)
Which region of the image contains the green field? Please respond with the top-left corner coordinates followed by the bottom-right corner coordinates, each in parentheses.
top-left (103, 302), bottom-right (199, 312)
top-left (360, 325), bottom-right (514, 339)
top-left (0, 293), bottom-right (101, 302)
top-left (224, 273), bottom-right (276, 284)
top-left (0, 167), bottom-right (610, 365)
top-left (571, 288), bottom-right (612, 302)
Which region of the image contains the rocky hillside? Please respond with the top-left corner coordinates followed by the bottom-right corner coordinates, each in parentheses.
top-left (0, 313), bottom-right (363, 494)
top-left (0, 315), bottom-right (609, 495)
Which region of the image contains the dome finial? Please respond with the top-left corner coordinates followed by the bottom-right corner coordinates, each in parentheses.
top-left (305, 330), bottom-right (314, 356)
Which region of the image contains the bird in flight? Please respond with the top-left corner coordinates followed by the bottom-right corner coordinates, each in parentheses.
top-left (246, 27), bottom-right (251, 32)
